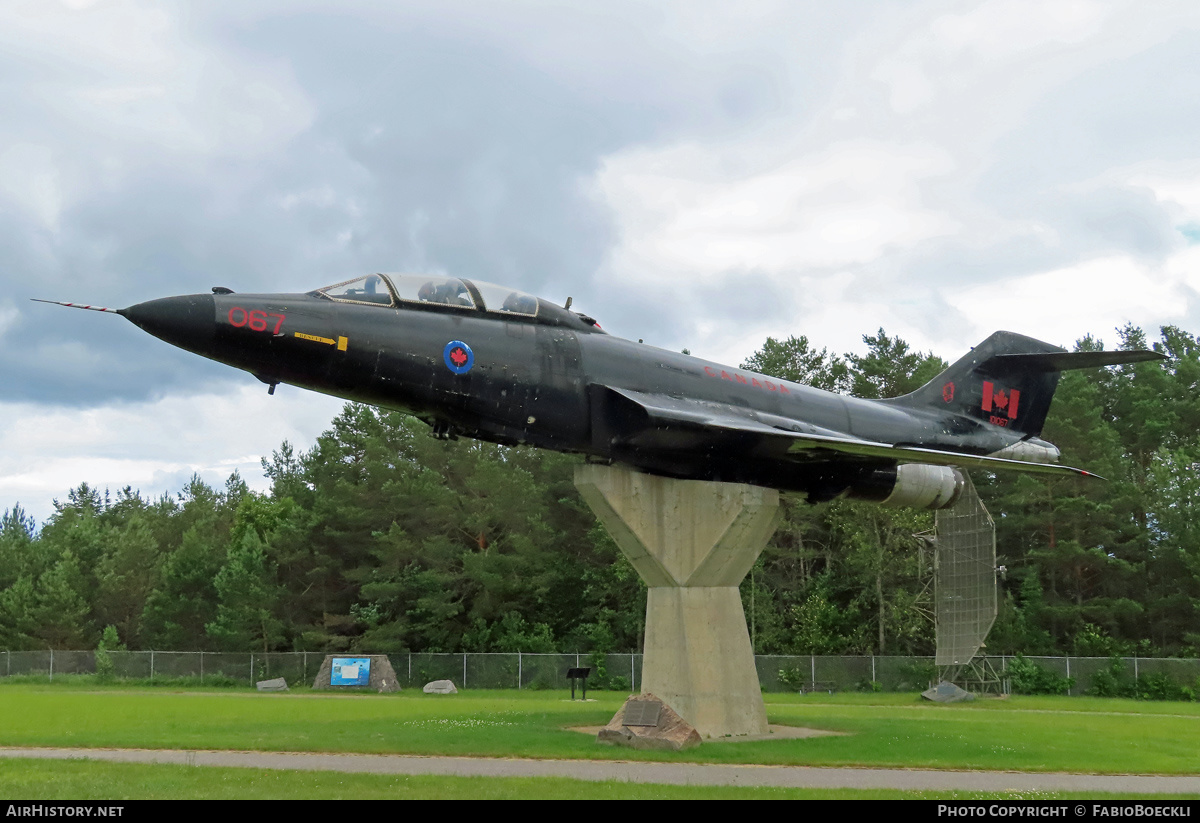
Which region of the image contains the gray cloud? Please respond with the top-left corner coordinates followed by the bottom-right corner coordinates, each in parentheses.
top-left (3, 2), bottom-right (1200, 412)
top-left (2, 1), bottom-right (863, 407)
top-left (0, 9), bottom-right (626, 401)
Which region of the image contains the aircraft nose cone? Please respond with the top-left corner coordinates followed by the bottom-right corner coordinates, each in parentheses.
top-left (122, 294), bottom-right (216, 354)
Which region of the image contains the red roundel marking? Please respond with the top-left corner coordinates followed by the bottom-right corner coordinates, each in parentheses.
top-left (942, 382), bottom-right (955, 403)
top-left (449, 347), bottom-right (468, 366)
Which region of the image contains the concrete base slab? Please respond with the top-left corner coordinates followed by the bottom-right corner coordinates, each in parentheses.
top-left (573, 724), bottom-right (848, 743)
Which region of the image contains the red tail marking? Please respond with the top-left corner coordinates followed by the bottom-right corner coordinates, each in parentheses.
top-left (982, 381), bottom-right (1020, 420)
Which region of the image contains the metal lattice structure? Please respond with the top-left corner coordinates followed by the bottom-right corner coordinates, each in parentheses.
top-left (934, 472), bottom-right (998, 670)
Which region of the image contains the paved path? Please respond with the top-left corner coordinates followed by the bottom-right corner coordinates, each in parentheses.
top-left (3, 747), bottom-right (1198, 793)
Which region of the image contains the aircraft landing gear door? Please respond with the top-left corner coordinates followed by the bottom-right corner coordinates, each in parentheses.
top-left (529, 327), bottom-right (586, 447)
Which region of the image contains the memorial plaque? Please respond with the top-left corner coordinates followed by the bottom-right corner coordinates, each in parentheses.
top-left (312, 655), bottom-right (399, 692)
top-left (330, 657), bottom-right (371, 686)
top-left (623, 700), bottom-right (663, 727)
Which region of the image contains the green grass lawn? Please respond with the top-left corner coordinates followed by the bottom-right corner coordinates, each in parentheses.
top-left (0, 682), bottom-right (1197, 775)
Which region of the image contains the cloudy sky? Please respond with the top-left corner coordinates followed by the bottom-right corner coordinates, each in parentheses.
top-left (4, 0), bottom-right (1200, 525)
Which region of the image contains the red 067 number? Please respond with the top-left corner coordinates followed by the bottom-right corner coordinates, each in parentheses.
top-left (228, 307), bottom-right (286, 334)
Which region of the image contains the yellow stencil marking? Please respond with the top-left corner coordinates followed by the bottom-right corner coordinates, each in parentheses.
top-left (337, 336), bottom-right (348, 351)
top-left (294, 332), bottom-right (335, 346)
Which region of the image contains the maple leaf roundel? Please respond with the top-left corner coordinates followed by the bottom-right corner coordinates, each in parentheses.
top-left (443, 340), bottom-right (475, 375)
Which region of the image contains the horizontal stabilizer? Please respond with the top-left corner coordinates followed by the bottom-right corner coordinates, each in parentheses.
top-left (982, 349), bottom-right (1164, 373)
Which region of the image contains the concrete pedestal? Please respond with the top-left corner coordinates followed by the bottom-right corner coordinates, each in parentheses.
top-left (574, 464), bottom-right (781, 738)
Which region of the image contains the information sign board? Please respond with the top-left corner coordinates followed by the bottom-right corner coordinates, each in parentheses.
top-left (331, 657), bottom-right (372, 686)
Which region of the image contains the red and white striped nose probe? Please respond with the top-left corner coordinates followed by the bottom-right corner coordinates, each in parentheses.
top-left (30, 299), bottom-right (124, 315)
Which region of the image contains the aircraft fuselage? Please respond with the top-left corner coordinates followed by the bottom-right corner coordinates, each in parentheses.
top-left (42, 272), bottom-right (1159, 507)
top-left (122, 287), bottom-right (1014, 499)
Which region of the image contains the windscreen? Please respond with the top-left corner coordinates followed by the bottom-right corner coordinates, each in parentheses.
top-left (319, 274), bottom-right (394, 306)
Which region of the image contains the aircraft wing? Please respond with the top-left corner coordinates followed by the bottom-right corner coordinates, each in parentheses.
top-left (601, 387), bottom-right (1100, 480)
top-left (784, 436), bottom-right (1100, 478)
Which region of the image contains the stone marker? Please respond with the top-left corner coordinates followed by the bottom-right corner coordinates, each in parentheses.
top-left (597, 693), bottom-right (701, 751)
top-left (311, 655), bottom-right (400, 693)
top-left (922, 681), bottom-right (975, 703)
top-left (423, 679), bottom-right (458, 694)
top-left (255, 677), bottom-right (288, 692)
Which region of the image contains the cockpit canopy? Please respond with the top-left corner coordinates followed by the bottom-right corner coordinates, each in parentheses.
top-left (315, 273), bottom-right (540, 317)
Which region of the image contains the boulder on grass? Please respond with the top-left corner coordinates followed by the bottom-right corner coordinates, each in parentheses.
top-left (921, 681), bottom-right (975, 703)
top-left (423, 679), bottom-right (458, 694)
top-left (597, 693), bottom-right (701, 751)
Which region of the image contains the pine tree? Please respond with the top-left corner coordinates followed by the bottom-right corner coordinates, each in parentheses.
top-left (206, 529), bottom-right (283, 653)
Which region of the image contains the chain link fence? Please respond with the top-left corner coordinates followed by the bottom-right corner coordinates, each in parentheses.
top-left (2, 650), bottom-right (1197, 694)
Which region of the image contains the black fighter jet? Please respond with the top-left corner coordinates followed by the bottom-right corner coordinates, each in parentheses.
top-left (37, 272), bottom-right (1162, 509)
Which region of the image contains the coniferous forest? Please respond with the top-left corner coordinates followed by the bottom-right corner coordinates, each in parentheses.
top-left (2, 324), bottom-right (1198, 659)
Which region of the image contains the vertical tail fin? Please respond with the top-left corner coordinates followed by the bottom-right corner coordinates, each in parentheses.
top-left (886, 331), bottom-right (1163, 437)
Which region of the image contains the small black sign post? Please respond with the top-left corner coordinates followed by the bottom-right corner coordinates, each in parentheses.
top-left (566, 667), bottom-right (592, 700)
